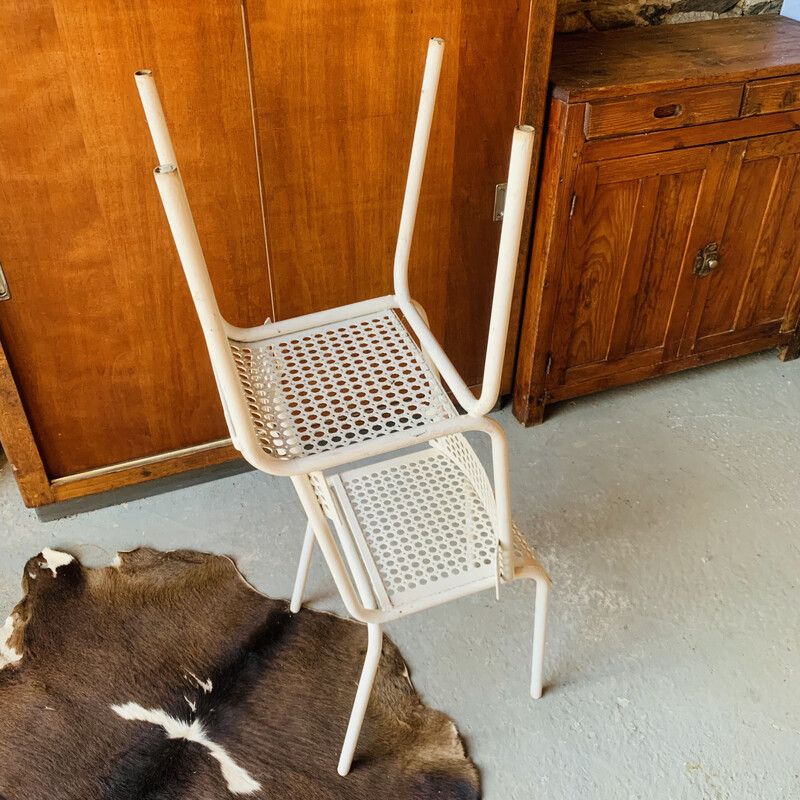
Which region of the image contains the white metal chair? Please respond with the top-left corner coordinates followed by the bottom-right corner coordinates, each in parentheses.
top-left (136, 37), bottom-right (550, 777)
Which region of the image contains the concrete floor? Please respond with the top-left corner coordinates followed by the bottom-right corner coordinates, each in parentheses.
top-left (1, 350), bottom-right (798, 799)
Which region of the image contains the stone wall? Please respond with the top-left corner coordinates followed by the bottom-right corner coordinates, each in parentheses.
top-left (556, 0), bottom-right (783, 33)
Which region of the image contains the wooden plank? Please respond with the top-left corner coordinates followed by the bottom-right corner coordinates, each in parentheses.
top-left (0, 337), bottom-right (53, 507)
top-left (545, 163), bottom-right (638, 387)
top-left (583, 109), bottom-right (800, 163)
top-left (512, 101), bottom-right (586, 425)
top-left (50, 443), bottom-right (241, 503)
top-left (738, 155), bottom-right (800, 330)
top-left (502, 0), bottom-right (560, 394)
top-left (444, 0), bottom-right (537, 389)
top-left (677, 143), bottom-right (746, 357)
top-left (742, 75), bottom-right (800, 117)
top-left (596, 146), bottom-right (713, 184)
top-left (604, 175), bottom-right (661, 362)
top-left (545, 331), bottom-right (790, 405)
top-left (605, 168), bottom-right (705, 363)
top-left (693, 319), bottom-right (782, 354)
top-left (745, 128), bottom-right (800, 160)
top-left (563, 347), bottom-right (661, 386)
top-left (695, 158), bottom-right (778, 341)
top-left (585, 84), bottom-right (743, 140)
top-left (550, 16), bottom-right (800, 103)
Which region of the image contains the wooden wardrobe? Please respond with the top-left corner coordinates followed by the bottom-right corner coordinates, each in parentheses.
top-left (0, 0), bottom-right (558, 506)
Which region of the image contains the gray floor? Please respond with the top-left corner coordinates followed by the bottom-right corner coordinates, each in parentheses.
top-left (1, 350), bottom-right (798, 799)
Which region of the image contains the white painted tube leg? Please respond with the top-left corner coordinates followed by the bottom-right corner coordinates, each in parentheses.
top-left (393, 37), bottom-right (444, 301)
top-left (290, 521), bottom-right (315, 614)
top-left (338, 623), bottom-right (383, 776)
top-left (530, 576), bottom-right (550, 699)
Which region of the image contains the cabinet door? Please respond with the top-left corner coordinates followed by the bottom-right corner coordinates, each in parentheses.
top-left (0, 1), bottom-right (271, 479)
top-left (682, 131), bottom-right (800, 355)
top-left (546, 145), bottom-right (724, 392)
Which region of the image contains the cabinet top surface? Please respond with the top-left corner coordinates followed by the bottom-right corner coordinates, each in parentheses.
top-left (551, 15), bottom-right (800, 102)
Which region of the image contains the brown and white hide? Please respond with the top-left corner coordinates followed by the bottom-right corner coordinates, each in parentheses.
top-left (0, 547), bottom-right (480, 800)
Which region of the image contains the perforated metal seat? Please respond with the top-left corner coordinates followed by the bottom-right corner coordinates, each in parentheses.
top-left (229, 309), bottom-right (456, 461)
top-left (320, 439), bottom-right (544, 619)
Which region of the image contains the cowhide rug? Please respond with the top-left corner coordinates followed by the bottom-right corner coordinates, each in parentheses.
top-left (0, 547), bottom-right (479, 799)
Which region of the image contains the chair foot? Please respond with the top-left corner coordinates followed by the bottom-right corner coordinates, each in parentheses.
top-left (337, 623), bottom-right (383, 776)
top-left (290, 521), bottom-right (315, 614)
top-left (530, 574), bottom-right (550, 699)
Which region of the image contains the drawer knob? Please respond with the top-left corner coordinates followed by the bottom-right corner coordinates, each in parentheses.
top-left (693, 243), bottom-right (719, 278)
top-left (653, 103), bottom-right (683, 119)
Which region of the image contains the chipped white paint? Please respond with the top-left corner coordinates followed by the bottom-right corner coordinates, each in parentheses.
top-left (0, 615), bottom-right (22, 670)
top-left (111, 702), bottom-right (260, 794)
top-left (40, 548), bottom-right (74, 577)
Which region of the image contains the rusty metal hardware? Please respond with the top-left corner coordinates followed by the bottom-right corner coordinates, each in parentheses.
top-left (693, 243), bottom-right (719, 278)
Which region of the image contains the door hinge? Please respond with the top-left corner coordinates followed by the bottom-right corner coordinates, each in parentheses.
top-left (0, 262), bottom-right (9, 302)
top-left (545, 352), bottom-right (553, 375)
top-left (493, 183), bottom-right (507, 222)
top-left (569, 193), bottom-right (577, 219)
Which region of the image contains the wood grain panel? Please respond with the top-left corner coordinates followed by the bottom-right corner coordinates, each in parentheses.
top-left (503, 0), bottom-right (560, 393)
top-left (550, 16), bottom-right (800, 103)
top-left (0, 338), bottom-right (53, 507)
top-left (545, 332), bottom-right (790, 404)
top-left (512, 100), bottom-right (586, 425)
top-left (246, 0), bottom-right (458, 358)
top-left (548, 145), bottom-right (719, 391)
top-left (550, 169), bottom-right (640, 380)
top-left (688, 138), bottom-right (800, 351)
top-left (585, 84), bottom-right (743, 140)
top-left (696, 158), bottom-right (778, 340)
top-left (582, 109), bottom-right (800, 163)
top-left (611, 169), bottom-right (703, 358)
top-left (742, 75), bottom-right (800, 117)
top-left (444, 0), bottom-right (531, 383)
top-left (739, 155), bottom-right (800, 329)
top-left (245, 0), bottom-right (532, 386)
top-left (0, 0), bottom-right (269, 477)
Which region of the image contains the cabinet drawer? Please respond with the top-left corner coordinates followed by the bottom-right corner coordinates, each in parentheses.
top-left (584, 84), bottom-right (744, 139)
top-left (742, 75), bottom-right (800, 117)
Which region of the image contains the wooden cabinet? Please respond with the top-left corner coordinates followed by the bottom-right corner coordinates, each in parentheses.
top-left (0, 0), bottom-right (560, 506)
top-left (514, 16), bottom-right (800, 426)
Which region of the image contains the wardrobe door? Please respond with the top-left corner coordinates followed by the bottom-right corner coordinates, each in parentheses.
top-left (245, 0), bottom-right (533, 385)
top-left (0, 0), bottom-right (270, 478)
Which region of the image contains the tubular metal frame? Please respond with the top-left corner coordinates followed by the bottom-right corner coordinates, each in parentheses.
top-left (135, 37), bottom-right (550, 777)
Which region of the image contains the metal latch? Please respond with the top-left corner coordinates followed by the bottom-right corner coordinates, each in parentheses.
top-left (693, 243), bottom-right (719, 278)
top-left (0, 262), bottom-right (9, 301)
top-left (493, 183), bottom-right (507, 222)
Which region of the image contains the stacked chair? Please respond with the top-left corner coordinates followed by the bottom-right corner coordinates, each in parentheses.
top-left (135, 37), bottom-right (550, 776)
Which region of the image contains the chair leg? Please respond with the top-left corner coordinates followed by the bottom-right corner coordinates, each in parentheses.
top-left (530, 575), bottom-right (550, 699)
top-left (290, 521), bottom-right (315, 614)
top-left (338, 623), bottom-right (383, 776)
